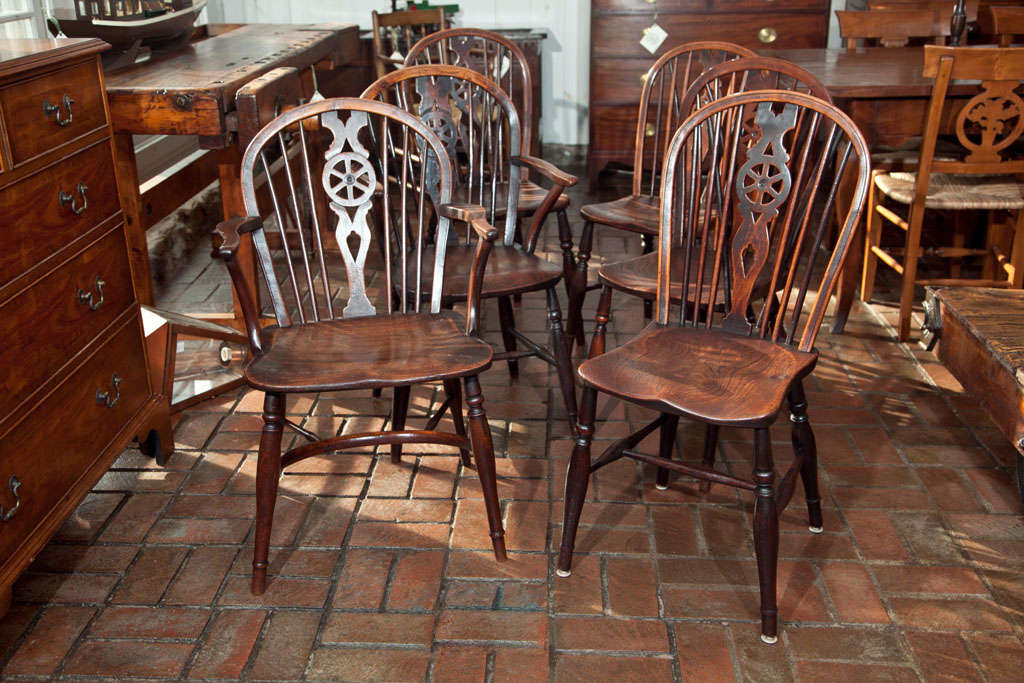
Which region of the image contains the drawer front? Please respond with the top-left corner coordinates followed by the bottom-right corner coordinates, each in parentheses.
top-left (0, 138), bottom-right (120, 287)
top-left (591, 105), bottom-right (643, 153)
top-left (0, 225), bottom-right (135, 420)
top-left (593, 0), bottom-right (826, 10)
top-left (593, 0), bottom-right (707, 10)
top-left (0, 316), bottom-right (148, 562)
top-left (592, 13), bottom-right (827, 58)
top-left (591, 58), bottom-right (658, 104)
top-left (0, 59), bottom-right (107, 167)
top-left (707, 0), bottom-right (827, 9)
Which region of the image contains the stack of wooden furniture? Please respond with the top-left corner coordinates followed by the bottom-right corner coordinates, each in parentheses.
top-left (587, 0), bottom-right (830, 182)
top-left (0, 38), bottom-right (170, 617)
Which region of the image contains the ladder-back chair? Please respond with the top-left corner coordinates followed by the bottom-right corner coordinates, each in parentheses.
top-left (862, 46), bottom-right (1024, 341)
top-left (361, 65), bottom-right (580, 435)
top-left (569, 41), bottom-right (755, 349)
top-left (558, 91), bottom-right (871, 644)
top-left (867, 0), bottom-right (977, 43)
top-left (213, 98), bottom-right (507, 595)
top-left (981, 5), bottom-right (1024, 46)
top-left (836, 8), bottom-right (953, 48)
top-left (371, 7), bottom-right (446, 80)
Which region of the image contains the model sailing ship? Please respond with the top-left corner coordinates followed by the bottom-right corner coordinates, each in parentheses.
top-left (47, 0), bottom-right (207, 54)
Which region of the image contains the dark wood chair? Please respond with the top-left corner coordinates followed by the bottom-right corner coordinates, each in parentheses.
top-left (981, 5), bottom-right (1024, 46)
top-left (361, 65), bottom-right (580, 435)
top-left (568, 42), bottom-right (755, 350)
top-left (371, 7), bottom-right (446, 80)
top-left (836, 8), bottom-right (953, 48)
top-left (862, 46), bottom-right (1024, 341)
top-left (867, 0), bottom-right (977, 43)
top-left (213, 98), bottom-right (507, 595)
top-left (557, 91), bottom-right (871, 644)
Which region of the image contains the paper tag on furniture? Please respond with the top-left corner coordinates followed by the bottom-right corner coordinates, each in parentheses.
top-left (640, 24), bottom-right (667, 54)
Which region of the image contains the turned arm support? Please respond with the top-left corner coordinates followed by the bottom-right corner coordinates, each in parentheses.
top-left (511, 155), bottom-right (579, 252)
top-left (440, 203), bottom-right (498, 337)
top-left (212, 216), bottom-right (266, 356)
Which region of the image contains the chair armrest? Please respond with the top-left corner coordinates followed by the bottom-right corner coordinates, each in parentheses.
top-left (211, 216), bottom-right (266, 356)
top-left (439, 203), bottom-right (498, 336)
top-left (511, 155), bottom-right (578, 188)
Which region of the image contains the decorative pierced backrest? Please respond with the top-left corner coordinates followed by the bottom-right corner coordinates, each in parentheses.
top-left (982, 5), bottom-right (1024, 46)
top-left (632, 41), bottom-right (756, 198)
top-left (362, 65), bottom-right (522, 246)
top-left (657, 91), bottom-right (871, 353)
top-left (371, 8), bottom-right (447, 80)
top-left (405, 28), bottom-right (534, 154)
top-left (836, 8), bottom-right (952, 48)
top-left (240, 98), bottom-right (455, 327)
top-left (917, 46), bottom-right (1024, 177)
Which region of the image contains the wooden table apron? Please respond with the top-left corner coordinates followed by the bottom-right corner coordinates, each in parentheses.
top-left (103, 23), bottom-right (359, 323)
top-left (762, 47), bottom-right (979, 333)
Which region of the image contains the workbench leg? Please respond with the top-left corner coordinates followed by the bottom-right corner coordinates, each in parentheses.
top-left (112, 132), bottom-right (156, 306)
top-left (0, 583), bottom-right (11, 620)
top-left (217, 146), bottom-right (260, 317)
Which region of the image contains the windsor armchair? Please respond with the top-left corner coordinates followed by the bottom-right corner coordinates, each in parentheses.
top-left (371, 7), bottom-right (447, 80)
top-left (362, 65), bottom-right (580, 438)
top-left (862, 46), bottom-right (1024, 341)
top-left (404, 28), bottom-right (577, 324)
top-left (213, 98), bottom-right (507, 595)
top-left (836, 8), bottom-right (953, 48)
top-left (568, 42), bottom-right (755, 350)
top-left (558, 91), bottom-right (871, 644)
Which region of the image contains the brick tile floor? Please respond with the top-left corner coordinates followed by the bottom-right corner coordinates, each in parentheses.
top-left (2, 154), bottom-right (1023, 681)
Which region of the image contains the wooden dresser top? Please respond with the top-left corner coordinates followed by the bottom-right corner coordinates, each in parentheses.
top-left (0, 38), bottom-right (107, 80)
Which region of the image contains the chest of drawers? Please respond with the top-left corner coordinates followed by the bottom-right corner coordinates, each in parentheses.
top-left (0, 38), bottom-right (171, 617)
top-left (587, 0), bottom-right (830, 183)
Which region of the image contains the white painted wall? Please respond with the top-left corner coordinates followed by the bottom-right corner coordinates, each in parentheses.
top-left (207, 0), bottom-right (591, 145)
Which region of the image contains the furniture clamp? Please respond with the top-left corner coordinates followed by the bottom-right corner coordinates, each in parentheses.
top-left (77, 276), bottom-right (105, 311)
top-left (58, 182), bottom-right (88, 215)
top-left (95, 373), bottom-right (121, 408)
top-left (0, 476), bottom-right (22, 523)
top-left (43, 93), bottom-right (74, 127)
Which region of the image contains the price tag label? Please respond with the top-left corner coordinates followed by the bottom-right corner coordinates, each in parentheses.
top-left (640, 23), bottom-right (667, 54)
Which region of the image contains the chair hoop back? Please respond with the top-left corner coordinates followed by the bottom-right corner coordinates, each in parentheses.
top-left (681, 56), bottom-right (833, 117)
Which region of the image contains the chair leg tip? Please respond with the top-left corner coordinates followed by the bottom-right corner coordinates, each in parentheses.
top-left (556, 568), bottom-right (572, 578)
top-left (808, 525), bottom-right (823, 534)
top-left (654, 483), bottom-right (669, 490)
top-left (760, 634), bottom-right (778, 645)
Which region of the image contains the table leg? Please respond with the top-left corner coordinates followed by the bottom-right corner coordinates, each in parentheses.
top-left (217, 145), bottom-right (260, 318)
top-left (112, 132), bottom-right (155, 306)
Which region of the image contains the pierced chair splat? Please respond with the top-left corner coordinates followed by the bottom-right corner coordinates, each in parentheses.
top-left (362, 64), bottom-right (580, 438)
top-left (212, 98), bottom-right (508, 595)
top-left (557, 91), bottom-right (871, 644)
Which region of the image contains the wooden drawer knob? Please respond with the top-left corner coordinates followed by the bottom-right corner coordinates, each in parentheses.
top-left (758, 27), bottom-right (778, 44)
top-left (1, 476), bottom-right (21, 523)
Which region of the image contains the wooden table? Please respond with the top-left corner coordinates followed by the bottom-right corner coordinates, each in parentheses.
top-left (924, 287), bottom-right (1024, 505)
top-left (762, 47), bottom-right (978, 333)
top-left (104, 23), bottom-right (359, 321)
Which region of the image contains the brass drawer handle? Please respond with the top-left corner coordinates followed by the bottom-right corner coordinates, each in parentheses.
top-left (59, 182), bottom-right (88, 215)
top-left (77, 276), bottom-right (106, 311)
top-left (645, 122), bottom-right (656, 137)
top-left (758, 27), bottom-right (778, 44)
top-left (43, 93), bottom-right (74, 127)
top-left (1, 476), bottom-right (22, 522)
top-left (96, 373), bottom-right (121, 408)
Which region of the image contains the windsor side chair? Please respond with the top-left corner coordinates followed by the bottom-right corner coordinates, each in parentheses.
top-left (362, 65), bottom-right (580, 440)
top-left (568, 42), bottom-right (755, 350)
top-left (862, 46), bottom-right (1024, 341)
top-left (836, 8), bottom-right (953, 48)
top-left (404, 29), bottom-right (579, 338)
top-left (213, 98), bottom-right (507, 595)
top-left (371, 7), bottom-right (447, 80)
top-left (557, 91), bottom-right (871, 644)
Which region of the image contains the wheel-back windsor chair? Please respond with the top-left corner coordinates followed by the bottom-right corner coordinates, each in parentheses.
top-left (212, 97), bottom-right (508, 595)
top-left (558, 91), bottom-right (871, 644)
top-left (862, 45), bottom-right (1024, 342)
top-left (361, 65), bottom-right (580, 439)
top-left (569, 42), bottom-right (756, 350)
top-left (371, 7), bottom-right (447, 80)
top-left (404, 28), bottom-right (582, 346)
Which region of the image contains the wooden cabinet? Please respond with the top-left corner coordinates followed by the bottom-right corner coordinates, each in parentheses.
top-left (0, 38), bottom-right (171, 616)
top-left (588, 0), bottom-right (830, 182)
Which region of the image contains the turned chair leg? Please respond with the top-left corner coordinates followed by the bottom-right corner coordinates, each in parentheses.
top-left (547, 286), bottom-right (579, 434)
top-left (655, 413), bottom-right (680, 490)
top-left (568, 217), bottom-right (594, 352)
top-left (463, 374), bottom-right (507, 561)
top-left (557, 384), bottom-right (598, 577)
top-left (590, 285), bottom-right (614, 359)
top-left (789, 382), bottom-right (823, 533)
top-left (753, 427), bottom-right (779, 643)
top-left (497, 295), bottom-right (519, 378)
top-left (556, 210), bottom-right (584, 348)
top-left (861, 175), bottom-right (884, 303)
top-left (390, 385), bottom-right (411, 463)
top-left (252, 392), bottom-right (285, 595)
top-left (641, 233), bottom-right (654, 321)
top-left (444, 378), bottom-right (473, 467)
top-left (699, 423), bottom-right (720, 493)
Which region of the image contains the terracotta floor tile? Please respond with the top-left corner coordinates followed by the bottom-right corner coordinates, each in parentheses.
top-left (248, 610), bottom-right (321, 681)
top-left (795, 661), bottom-right (918, 683)
top-left (63, 640), bottom-right (193, 678)
top-left (307, 648), bottom-right (431, 682)
top-left (218, 576), bottom-right (330, 608)
top-left (966, 632), bottom-right (1024, 683)
top-left (321, 611), bottom-right (434, 646)
top-left (889, 596), bottom-right (1015, 631)
top-left (435, 609), bottom-right (547, 645)
top-left (2, 606), bottom-right (94, 676)
top-left (89, 605), bottom-right (209, 639)
top-left (673, 623), bottom-right (735, 682)
top-left (388, 550), bottom-right (445, 610)
top-left (553, 616), bottom-right (669, 652)
top-left (904, 631), bottom-right (981, 682)
top-left (786, 625), bottom-right (906, 662)
top-left (872, 564), bottom-right (988, 595)
top-left (553, 653), bottom-right (674, 682)
top-left (820, 563), bottom-right (890, 624)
